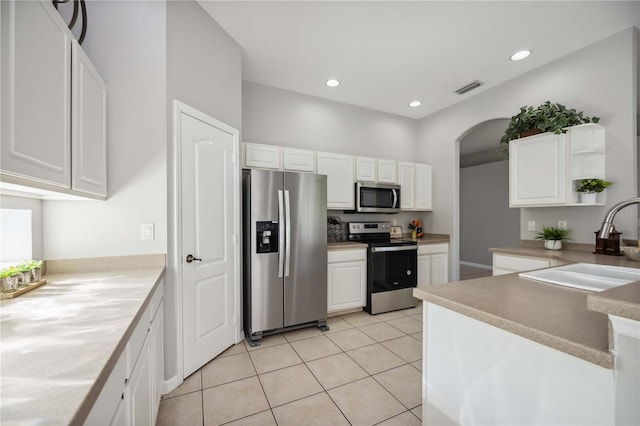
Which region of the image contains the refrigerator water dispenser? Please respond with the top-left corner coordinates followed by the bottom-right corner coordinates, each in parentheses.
top-left (256, 221), bottom-right (279, 253)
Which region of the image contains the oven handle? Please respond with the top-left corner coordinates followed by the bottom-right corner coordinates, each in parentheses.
top-left (371, 245), bottom-right (418, 253)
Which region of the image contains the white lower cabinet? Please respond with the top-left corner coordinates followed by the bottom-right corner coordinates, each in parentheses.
top-left (492, 253), bottom-right (563, 276)
top-left (417, 243), bottom-right (449, 287)
top-left (327, 248), bottom-right (367, 313)
top-left (85, 282), bottom-right (164, 426)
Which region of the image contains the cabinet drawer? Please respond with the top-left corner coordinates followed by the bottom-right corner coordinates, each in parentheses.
top-left (148, 279), bottom-right (164, 322)
top-left (493, 254), bottom-right (550, 272)
top-left (84, 349), bottom-right (126, 425)
top-left (328, 248), bottom-right (366, 263)
top-left (418, 243), bottom-right (448, 255)
top-left (127, 301), bottom-right (153, 378)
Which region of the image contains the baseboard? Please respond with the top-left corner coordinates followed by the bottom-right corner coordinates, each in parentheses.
top-left (459, 261), bottom-right (492, 270)
top-left (162, 375), bottom-right (181, 396)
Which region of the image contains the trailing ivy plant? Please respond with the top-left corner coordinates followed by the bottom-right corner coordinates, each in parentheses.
top-left (498, 101), bottom-right (599, 157)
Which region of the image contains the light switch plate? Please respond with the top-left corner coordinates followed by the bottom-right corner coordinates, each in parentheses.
top-left (141, 223), bottom-right (155, 240)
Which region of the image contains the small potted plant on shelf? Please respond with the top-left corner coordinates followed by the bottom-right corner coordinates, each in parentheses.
top-left (535, 226), bottom-right (571, 250)
top-left (576, 178), bottom-right (612, 204)
top-left (498, 101), bottom-right (599, 157)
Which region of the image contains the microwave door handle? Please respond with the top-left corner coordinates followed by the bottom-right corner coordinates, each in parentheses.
top-left (278, 190), bottom-right (285, 278)
top-left (284, 190), bottom-right (291, 277)
top-left (392, 188), bottom-right (398, 208)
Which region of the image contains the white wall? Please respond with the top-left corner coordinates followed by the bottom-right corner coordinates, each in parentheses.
top-left (460, 161), bottom-right (519, 266)
top-left (418, 28), bottom-right (638, 254)
top-left (243, 82), bottom-right (418, 161)
top-left (42, 1), bottom-right (168, 259)
top-left (166, 0), bottom-right (242, 384)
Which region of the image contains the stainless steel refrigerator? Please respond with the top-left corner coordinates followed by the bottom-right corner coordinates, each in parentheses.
top-left (242, 169), bottom-right (328, 346)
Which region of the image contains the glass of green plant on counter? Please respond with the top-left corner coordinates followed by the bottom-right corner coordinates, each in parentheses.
top-left (1, 267), bottom-right (20, 292)
top-left (1, 260), bottom-right (44, 291)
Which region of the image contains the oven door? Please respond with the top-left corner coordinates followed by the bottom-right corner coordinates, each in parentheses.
top-left (369, 244), bottom-right (417, 292)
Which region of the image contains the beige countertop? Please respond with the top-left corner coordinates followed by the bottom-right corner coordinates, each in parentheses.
top-left (414, 244), bottom-right (640, 369)
top-left (0, 254), bottom-right (166, 425)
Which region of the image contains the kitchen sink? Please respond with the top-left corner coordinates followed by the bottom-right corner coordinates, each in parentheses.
top-left (519, 263), bottom-right (640, 292)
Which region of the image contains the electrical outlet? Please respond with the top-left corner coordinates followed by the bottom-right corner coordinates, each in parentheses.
top-left (558, 220), bottom-right (567, 230)
top-left (527, 221), bottom-right (536, 231)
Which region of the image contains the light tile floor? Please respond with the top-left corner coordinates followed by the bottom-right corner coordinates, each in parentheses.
top-left (157, 306), bottom-right (423, 426)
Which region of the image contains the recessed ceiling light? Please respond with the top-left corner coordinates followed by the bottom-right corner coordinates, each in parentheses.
top-left (326, 79), bottom-right (340, 87)
top-left (510, 50), bottom-right (531, 61)
top-left (409, 101), bottom-right (422, 108)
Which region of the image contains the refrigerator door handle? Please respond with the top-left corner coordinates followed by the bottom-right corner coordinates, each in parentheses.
top-left (278, 190), bottom-right (285, 278)
top-left (284, 189), bottom-right (291, 277)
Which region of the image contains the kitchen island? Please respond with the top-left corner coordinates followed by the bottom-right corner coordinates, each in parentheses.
top-left (0, 254), bottom-right (165, 425)
top-left (414, 245), bottom-right (640, 425)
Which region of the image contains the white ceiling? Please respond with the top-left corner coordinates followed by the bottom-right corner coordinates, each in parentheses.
top-left (198, 1), bottom-right (639, 119)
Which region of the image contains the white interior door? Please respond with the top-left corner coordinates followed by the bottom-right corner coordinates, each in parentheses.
top-left (179, 106), bottom-right (238, 378)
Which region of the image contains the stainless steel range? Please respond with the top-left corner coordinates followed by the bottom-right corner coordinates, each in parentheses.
top-left (348, 222), bottom-right (418, 314)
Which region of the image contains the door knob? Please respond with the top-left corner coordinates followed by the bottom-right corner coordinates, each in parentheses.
top-left (185, 254), bottom-right (202, 263)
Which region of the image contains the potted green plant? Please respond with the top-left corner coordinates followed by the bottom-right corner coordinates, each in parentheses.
top-left (498, 101), bottom-right (599, 156)
top-left (28, 260), bottom-right (43, 282)
top-left (1, 267), bottom-right (20, 291)
top-left (576, 178), bottom-right (612, 204)
top-left (535, 226), bottom-right (571, 250)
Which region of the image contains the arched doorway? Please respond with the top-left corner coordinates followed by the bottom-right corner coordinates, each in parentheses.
top-left (457, 118), bottom-right (519, 279)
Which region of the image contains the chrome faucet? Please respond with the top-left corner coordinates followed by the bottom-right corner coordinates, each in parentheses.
top-left (598, 197), bottom-right (640, 239)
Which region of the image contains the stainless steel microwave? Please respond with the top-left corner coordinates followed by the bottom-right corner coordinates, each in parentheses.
top-left (354, 182), bottom-right (401, 213)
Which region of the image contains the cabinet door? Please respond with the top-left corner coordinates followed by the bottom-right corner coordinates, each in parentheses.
top-left (317, 152), bottom-right (355, 209)
top-left (356, 157), bottom-right (376, 182)
top-left (431, 253), bottom-right (449, 285)
top-left (327, 260), bottom-right (366, 313)
top-left (377, 160), bottom-right (397, 183)
top-left (110, 398), bottom-right (128, 426)
top-left (398, 162), bottom-right (415, 210)
top-left (415, 163), bottom-right (432, 211)
top-left (1, 0), bottom-right (71, 187)
top-left (283, 148), bottom-right (315, 172)
top-left (509, 133), bottom-right (566, 206)
top-left (417, 254), bottom-right (431, 288)
top-left (128, 338), bottom-right (153, 426)
top-left (72, 40), bottom-right (107, 197)
top-left (151, 304), bottom-right (164, 422)
top-left (244, 143), bottom-right (281, 170)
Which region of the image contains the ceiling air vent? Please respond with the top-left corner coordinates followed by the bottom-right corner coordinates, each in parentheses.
top-left (455, 81), bottom-right (482, 95)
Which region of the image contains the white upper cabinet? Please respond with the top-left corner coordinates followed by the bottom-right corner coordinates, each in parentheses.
top-left (244, 143), bottom-right (281, 170)
top-left (1, 0), bottom-right (71, 188)
top-left (415, 163), bottom-right (433, 210)
top-left (509, 124), bottom-right (605, 207)
top-left (72, 41), bottom-right (108, 197)
top-left (398, 162), bottom-right (416, 210)
top-left (1, 0), bottom-right (107, 199)
top-left (283, 147), bottom-right (315, 172)
top-left (509, 132), bottom-right (566, 206)
top-left (317, 152), bottom-right (355, 209)
top-left (377, 159), bottom-right (397, 183)
top-left (398, 162), bottom-right (433, 211)
top-left (356, 156), bottom-right (377, 182)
